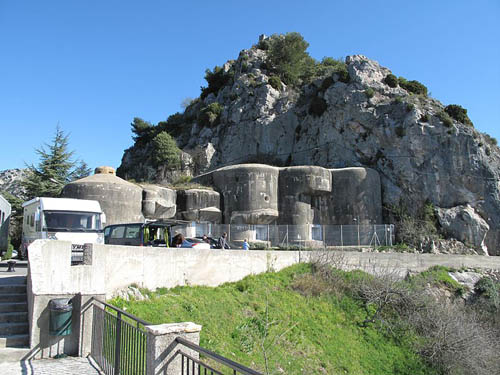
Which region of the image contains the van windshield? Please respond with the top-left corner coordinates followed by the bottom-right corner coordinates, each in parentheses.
top-left (43, 211), bottom-right (101, 232)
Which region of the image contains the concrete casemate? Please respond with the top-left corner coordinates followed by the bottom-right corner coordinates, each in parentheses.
top-left (63, 164), bottom-right (383, 236)
top-left (62, 167), bottom-right (144, 225)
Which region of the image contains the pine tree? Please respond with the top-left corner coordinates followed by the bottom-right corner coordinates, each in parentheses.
top-left (23, 126), bottom-right (91, 198)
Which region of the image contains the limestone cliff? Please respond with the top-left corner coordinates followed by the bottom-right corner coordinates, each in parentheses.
top-left (118, 35), bottom-right (500, 254)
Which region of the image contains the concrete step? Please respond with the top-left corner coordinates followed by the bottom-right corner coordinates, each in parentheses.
top-left (0, 322), bottom-right (29, 336)
top-left (0, 302), bottom-right (27, 313)
top-left (0, 293), bottom-right (27, 303)
top-left (0, 333), bottom-right (29, 349)
top-left (0, 347), bottom-right (31, 362)
top-left (0, 312), bottom-right (28, 323)
top-left (0, 284), bottom-right (27, 294)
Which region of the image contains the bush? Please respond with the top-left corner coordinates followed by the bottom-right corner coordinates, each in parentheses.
top-left (364, 88), bottom-right (375, 99)
top-left (394, 96), bottom-right (403, 104)
top-left (406, 103), bottom-right (415, 112)
top-left (309, 96), bottom-right (327, 117)
top-left (437, 111), bottom-right (453, 127)
top-left (420, 113), bottom-right (429, 122)
top-left (201, 66), bottom-right (234, 99)
top-left (335, 66), bottom-right (350, 83)
top-left (152, 132), bottom-right (181, 169)
top-left (1, 242), bottom-right (13, 260)
top-left (267, 32), bottom-right (312, 86)
top-left (398, 77), bottom-right (428, 96)
top-left (444, 104), bottom-right (473, 127)
top-left (475, 277), bottom-right (499, 308)
top-left (395, 126), bottom-right (406, 137)
top-left (198, 103), bottom-right (223, 127)
top-left (320, 76), bottom-right (334, 91)
top-left (268, 75), bottom-right (282, 91)
top-left (384, 74), bottom-right (398, 88)
top-left (484, 133), bottom-right (498, 146)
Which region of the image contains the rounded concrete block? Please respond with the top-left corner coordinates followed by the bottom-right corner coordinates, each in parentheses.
top-left (322, 167), bottom-right (382, 225)
top-left (62, 172), bottom-right (144, 225)
top-left (141, 185), bottom-right (177, 220)
top-left (211, 164), bottom-right (279, 224)
top-left (176, 189), bottom-right (221, 223)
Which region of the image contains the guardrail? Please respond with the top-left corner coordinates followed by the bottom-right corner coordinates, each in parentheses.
top-left (172, 337), bottom-right (262, 375)
top-left (90, 298), bottom-right (149, 375)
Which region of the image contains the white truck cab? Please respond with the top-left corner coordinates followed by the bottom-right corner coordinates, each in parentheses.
top-left (21, 197), bottom-right (106, 258)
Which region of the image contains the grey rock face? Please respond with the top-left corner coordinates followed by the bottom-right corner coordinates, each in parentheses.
top-left (0, 168), bottom-right (28, 199)
top-left (117, 39), bottom-right (500, 254)
top-left (437, 205), bottom-right (490, 255)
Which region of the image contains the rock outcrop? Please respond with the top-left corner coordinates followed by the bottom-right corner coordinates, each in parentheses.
top-left (118, 36), bottom-right (500, 254)
top-left (0, 169), bottom-right (28, 198)
top-left (437, 205), bottom-right (490, 255)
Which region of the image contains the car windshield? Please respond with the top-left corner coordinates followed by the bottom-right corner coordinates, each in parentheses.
top-left (43, 210), bottom-right (101, 232)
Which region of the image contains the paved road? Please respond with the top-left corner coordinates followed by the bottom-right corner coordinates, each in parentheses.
top-left (0, 356), bottom-right (102, 375)
top-left (0, 260), bottom-right (28, 284)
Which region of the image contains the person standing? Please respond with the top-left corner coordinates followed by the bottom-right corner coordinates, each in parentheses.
top-left (242, 239), bottom-right (249, 250)
top-left (218, 232), bottom-right (228, 249)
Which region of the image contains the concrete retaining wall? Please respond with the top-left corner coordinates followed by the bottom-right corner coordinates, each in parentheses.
top-left (27, 240), bottom-right (500, 357)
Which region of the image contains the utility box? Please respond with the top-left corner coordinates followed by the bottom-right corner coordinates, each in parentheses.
top-left (49, 298), bottom-right (73, 336)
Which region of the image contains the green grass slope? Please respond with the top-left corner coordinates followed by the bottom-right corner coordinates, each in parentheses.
top-left (111, 264), bottom-right (435, 375)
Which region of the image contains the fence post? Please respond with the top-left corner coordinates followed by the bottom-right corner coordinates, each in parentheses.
top-left (145, 322), bottom-right (202, 375)
top-left (340, 225), bottom-right (343, 249)
top-left (286, 225), bottom-right (289, 249)
top-left (114, 311), bottom-right (122, 375)
top-left (322, 225), bottom-right (326, 250)
top-left (357, 224), bottom-right (360, 250)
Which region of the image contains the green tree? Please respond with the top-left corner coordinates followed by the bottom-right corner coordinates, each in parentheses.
top-left (131, 117), bottom-right (154, 142)
top-left (23, 126), bottom-right (91, 198)
top-left (267, 32), bottom-right (313, 85)
top-left (152, 131), bottom-right (181, 169)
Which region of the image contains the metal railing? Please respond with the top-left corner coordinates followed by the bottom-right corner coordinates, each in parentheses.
top-left (172, 337), bottom-right (262, 375)
top-left (90, 298), bottom-right (149, 375)
top-left (173, 223), bottom-right (395, 249)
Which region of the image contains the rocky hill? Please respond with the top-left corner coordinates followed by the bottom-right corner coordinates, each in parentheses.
top-left (117, 34), bottom-right (500, 254)
top-left (0, 168), bottom-right (28, 199)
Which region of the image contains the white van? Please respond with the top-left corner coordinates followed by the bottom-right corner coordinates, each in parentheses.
top-left (21, 197), bottom-right (106, 259)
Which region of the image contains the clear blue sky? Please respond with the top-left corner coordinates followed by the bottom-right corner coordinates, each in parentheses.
top-left (1, 0), bottom-right (499, 171)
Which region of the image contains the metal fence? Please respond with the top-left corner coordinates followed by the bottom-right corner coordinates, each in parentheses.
top-left (173, 337), bottom-right (262, 375)
top-left (91, 299), bottom-right (148, 375)
top-left (173, 223), bottom-right (395, 249)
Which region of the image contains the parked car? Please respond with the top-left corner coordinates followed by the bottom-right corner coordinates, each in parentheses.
top-left (182, 238), bottom-right (211, 250)
top-left (194, 236), bottom-right (230, 249)
top-left (104, 220), bottom-right (189, 247)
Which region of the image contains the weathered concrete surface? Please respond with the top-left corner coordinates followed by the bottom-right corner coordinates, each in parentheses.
top-left (27, 241), bottom-right (106, 359)
top-left (141, 185), bottom-right (177, 220)
top-left (0, 356), bottom-right (102, 375)
top-left (26, 239), bottom-right (500, 358)
top-left (321, 167), bottom-right (383, 225)
top-left (195, 164), bottom-right (383, 234)
top-left (209, 164), bottom-right (279, 224)
top-left (61, 167), bottom-right (144, 225)
top-left (176, 189), bottom-right (221, 222)
top-left (145, 322), bottom-right (201, 375)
